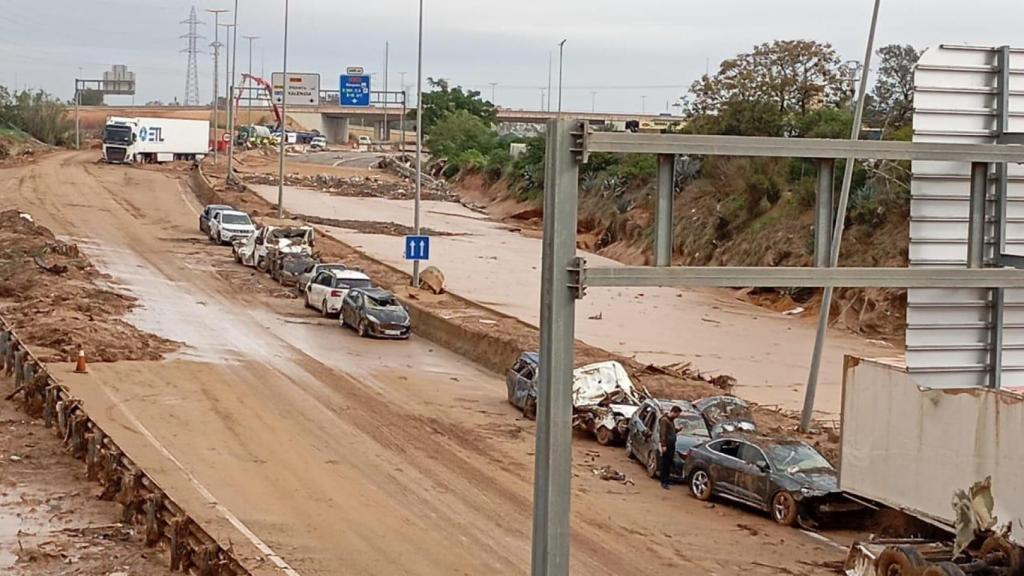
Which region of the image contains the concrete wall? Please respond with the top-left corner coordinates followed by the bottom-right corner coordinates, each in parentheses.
top-left (840, 356), bottom-right (1024, 544)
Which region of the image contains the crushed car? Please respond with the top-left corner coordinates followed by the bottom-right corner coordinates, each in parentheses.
top-left (340, 287), bottom-right (411, 339)
top-left (694, 395), bottom-right (757, 436)
top-left (269, 252), bottom-right (319, 287)
top-left (233, 224), bottom-right (315, 271)
top-left (570, 361), bottom-right (642, 445)
top-left (683, 434), bottom-right (860, 526)
top-left (626, 399), bottom-right (711, 480)
top-left (506, 352), bottom-right (540, 419)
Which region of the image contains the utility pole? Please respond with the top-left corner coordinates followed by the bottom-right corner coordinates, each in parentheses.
top-left (556, 40), bottom-right (566, 116)
top-left (206, 8), bottom-right (227, 164)
top-left (383, 41), bottom-right (390, 144)
top-left (590, 91), bottom-right (597, 113)
top-left (641, 95), bottom-right (647, 114)
top-left (277, 0), bottom-right (289, 217)
top-left (540, 89), bottom-right (545, 110)
top-left (181, 6), bottom-right (203, 106)
top-left (243, 35), bottom-right (259, 125)
top-left (413, 0), bottom-right (425, 288)
top-left (489, 82), bottom-right (497, 104)
top-left (220, 23), bottom-right (234, 172)
top-left (225, 0), bottom-right (240, 184)
top-left (546, 52), bottom-right (552, 112)
top-left (74, 74), bottom-right (81, 150)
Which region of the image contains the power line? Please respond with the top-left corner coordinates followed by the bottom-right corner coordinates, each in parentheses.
top-left (180, 5), bottom-right (203, 106)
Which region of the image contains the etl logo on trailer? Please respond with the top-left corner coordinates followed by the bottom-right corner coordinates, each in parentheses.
top-left (138, 127), bottom-right (164, 142)
top-left (404, 235), bottom-right (429, 261)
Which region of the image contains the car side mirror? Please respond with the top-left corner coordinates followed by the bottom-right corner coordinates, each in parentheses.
top-left (756, 462), bottom-right (770, 473)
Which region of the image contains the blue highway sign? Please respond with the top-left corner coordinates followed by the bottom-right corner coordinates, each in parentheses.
top-left (404, 235), bottom-right (430, 261)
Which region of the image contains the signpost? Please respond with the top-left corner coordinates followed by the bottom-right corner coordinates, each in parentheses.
top-left (340, 73), bottom-right (371, 107)
top-left (271, 72), bottom-right (320, 106)
top-left (404, 235), bottom-right (430, 261)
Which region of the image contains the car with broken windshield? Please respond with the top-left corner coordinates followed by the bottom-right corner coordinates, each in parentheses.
top-left (340, 287), bottom-right (411, 339)
top-left (506, 352), bottom-right (540, 419)
top-left (570, 361), bottom-right (642, 445)
top-left (683, 434), bottom-right (859, 526)
top-left (626, 399), bottom-right (710, 480)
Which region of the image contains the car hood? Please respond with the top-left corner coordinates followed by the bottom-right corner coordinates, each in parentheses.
top-left (789, 468), bottom-right (839, 492)
top-left (571, 361), bottom-right (641, 408)
top-left (367, 308), bottom-right (410, 325)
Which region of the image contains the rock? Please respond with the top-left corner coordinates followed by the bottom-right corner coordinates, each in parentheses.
top-left (419, 266), bottom-right (446, 295)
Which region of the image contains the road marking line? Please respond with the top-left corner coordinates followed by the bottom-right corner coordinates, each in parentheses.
top-left (98, 385), bottom-right (301, 576)
top-left (178, 182), bottom-right (200, 216)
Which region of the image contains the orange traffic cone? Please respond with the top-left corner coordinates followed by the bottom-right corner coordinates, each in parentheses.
top-left (74, 349), bottom-right (88, 374)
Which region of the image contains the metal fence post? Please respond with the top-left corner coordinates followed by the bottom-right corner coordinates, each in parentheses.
top-left (967, 162), bottom-right (988, 269)
top-left (655, 154), bottom-right (675, 267)
top-left (531, 118), bottom-right (579, 576)
top-left (814, 159), bottom-right (835, 268)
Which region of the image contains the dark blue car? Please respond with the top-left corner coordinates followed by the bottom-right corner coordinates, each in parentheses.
top-left (506, 352), bottom-right (540, 419)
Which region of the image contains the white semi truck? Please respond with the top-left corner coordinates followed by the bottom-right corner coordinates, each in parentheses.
top-left (102, 116), bottom-right (209, 164)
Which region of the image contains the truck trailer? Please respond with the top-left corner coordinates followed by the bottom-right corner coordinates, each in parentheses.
top-left (102, 116), bottom-right (209, 164)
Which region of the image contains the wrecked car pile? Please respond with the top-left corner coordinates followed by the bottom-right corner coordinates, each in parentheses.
top-left (0, 209), bottom-right (177, 362)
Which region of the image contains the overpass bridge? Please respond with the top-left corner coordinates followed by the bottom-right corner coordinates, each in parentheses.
top-left (77, 104), bottom-right (685, 144)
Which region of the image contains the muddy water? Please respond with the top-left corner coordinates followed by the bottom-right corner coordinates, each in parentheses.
top-left (255, 184), bottom-right (897, 416)
top-left (0, 490), bottom-right (25, 569)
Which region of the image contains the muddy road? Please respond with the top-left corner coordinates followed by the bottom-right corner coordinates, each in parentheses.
top-left (0, 152), bottom-right (852, 575)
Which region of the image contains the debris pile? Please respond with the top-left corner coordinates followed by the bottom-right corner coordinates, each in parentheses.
top-left (245, 171), bottom-right (460, 202)
top-left (0, 209), bottom-right (178, 362)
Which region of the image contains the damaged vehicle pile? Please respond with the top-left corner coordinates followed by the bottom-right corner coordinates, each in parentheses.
top-left (507, 351), bottom-right (858, 528)
top-left (201, 203), bottom-right (411, 340)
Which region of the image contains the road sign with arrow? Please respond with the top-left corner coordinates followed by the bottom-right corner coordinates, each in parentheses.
top-left (404, 235), bottom-right (430, 261)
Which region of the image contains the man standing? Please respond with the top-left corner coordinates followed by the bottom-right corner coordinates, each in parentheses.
top-left (658, 405), bottom-right (682, 489)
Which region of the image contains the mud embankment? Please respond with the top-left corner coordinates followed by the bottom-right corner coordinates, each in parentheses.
top-left (193, 167), bottom-right (840, 461)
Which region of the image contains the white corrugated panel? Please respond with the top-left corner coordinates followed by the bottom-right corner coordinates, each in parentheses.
top-left (909, 45), bottom-right (1024, 388)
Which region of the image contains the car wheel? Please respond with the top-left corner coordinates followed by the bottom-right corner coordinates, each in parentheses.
top-left (771, 491), bottom-right (800, 526)
top-left (357, 319), bottom-right (368, 337)
top-left (877, 546), bottom-right (929, 576)
top-left (339, 311), bottom-right (348, 327)
top-left (256, 256), bottom-right (267, 272)
top-left (646, 450), bottom-right (659, 478)
top-left (523, 398), bottom-right (537, 420)
top-left (690, 468), bottom-right (713, 501)
top-left (595, 427), bottom-right (614, 446)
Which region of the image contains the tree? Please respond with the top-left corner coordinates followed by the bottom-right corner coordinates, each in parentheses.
top-left (426, 109), bottom-right (497, 161)
top-left (870, 44), bottom-right (921, 133)
top-left (418, 78), bottom-right (496, 135)
top-left (686, 40), bottom-right (846, 117)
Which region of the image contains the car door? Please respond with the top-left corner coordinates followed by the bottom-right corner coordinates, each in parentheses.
top-left (210, 212), bottom-right (222, 238)
top-left (629, 404), bottom-right (653, 459)
top-left (704, 440), bottom-right (746, 498)
top-left (734, 442), bottom-right (773, 508)
top-left (639, 404), bottom-right (660, 464)
top-left (307, 272), bottom-right (328, 309)
top-left (342, 290), bottom-right (359, 326)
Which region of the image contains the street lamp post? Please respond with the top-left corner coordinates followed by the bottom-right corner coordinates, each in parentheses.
top-left (590, 91), bottom-right (597, 113)
top-left (489, 82), bottom-right (497, 104)
top-left (546, 52), bottom-right (552, 112)
top-left (243, 35), bottom-right (260, 125)
top-left (277, 0), bottom-right (289, 218)
top-left (225, 0), bottom-right (240, 184)
top-left (413, 0), bottom-right (425, 288)
top-left (207, 8), bottom-right (228, 164)
top-left (220, 21), bottom-right (235, 173)
top-left (556, 40), bottom-right (566, 116)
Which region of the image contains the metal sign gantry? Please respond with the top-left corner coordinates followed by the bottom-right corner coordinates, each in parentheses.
top-left (531, 119), bottom-right (1024, 575)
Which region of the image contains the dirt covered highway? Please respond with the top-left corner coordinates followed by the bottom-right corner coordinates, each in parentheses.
top-left (0, 152), bottom-right (852, 575)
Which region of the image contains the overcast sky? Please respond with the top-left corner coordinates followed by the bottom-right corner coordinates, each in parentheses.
top-left (1, 0), bottom-right (1021, 113)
